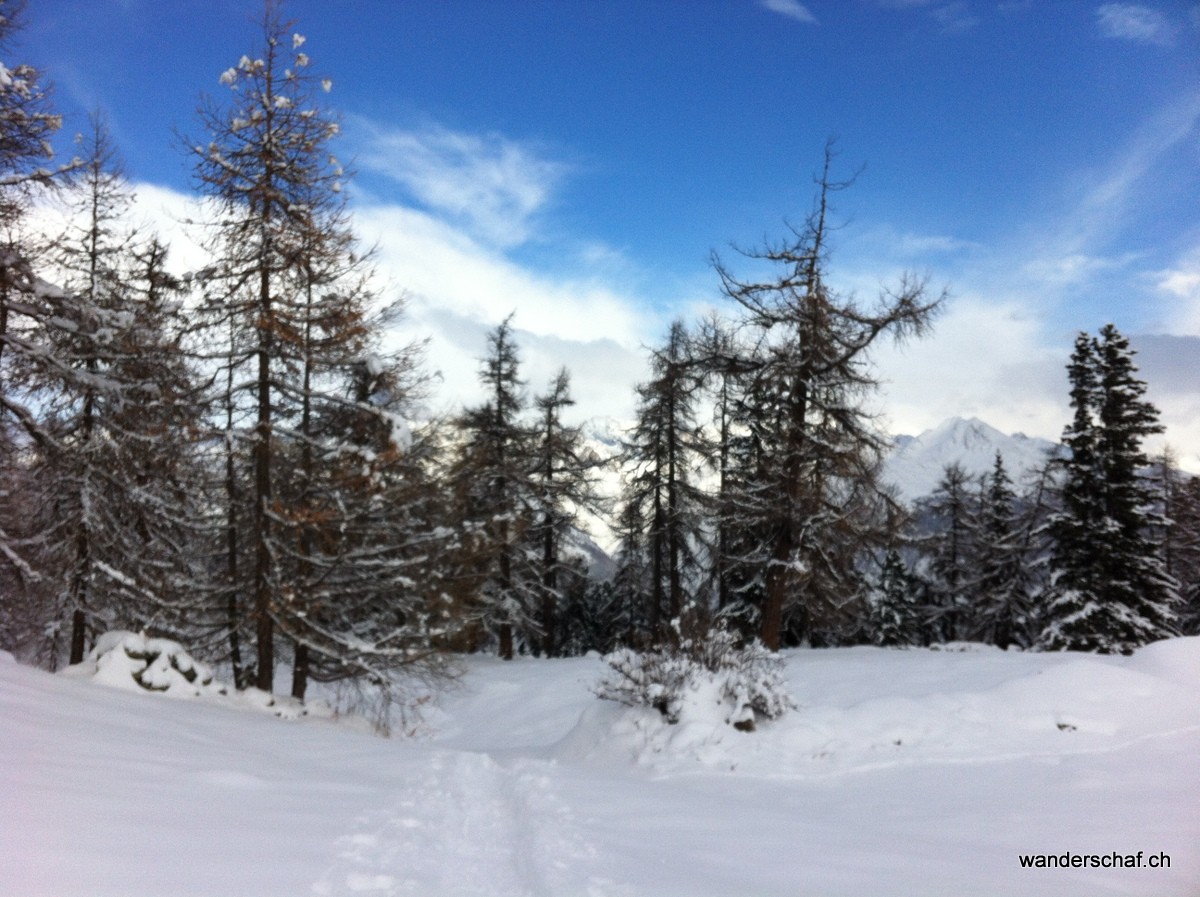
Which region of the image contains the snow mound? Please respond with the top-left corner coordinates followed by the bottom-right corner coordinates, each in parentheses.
top-left (63, 631), bottom-right (227, 699)
top-left (1123, 635), bottom-right (1200, 688)
top-left (61, 631), bottom-right (340, 723)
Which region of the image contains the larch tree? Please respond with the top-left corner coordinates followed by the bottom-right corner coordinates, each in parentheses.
top-left (37, 118), bottom-right (201, 662)
top-left (188, 2), bottom-right (350, 690)
top-left (622, 320), bottom-right (707, 645)
top-left (452, 315), bottom-right (536, 660)
top-left (0, 0), bottom-right (77, 660)
top-left (712, 146), bottom-right (940, 649)
top-left (528, 368), bottom-right (606, 657)
top-left (188, 2), bottom-right (447, 692)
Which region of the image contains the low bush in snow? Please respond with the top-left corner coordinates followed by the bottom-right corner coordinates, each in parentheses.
top-left (595, 622), bottom-right (793, 731)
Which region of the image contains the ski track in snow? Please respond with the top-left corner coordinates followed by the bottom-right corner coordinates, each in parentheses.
top-left (312, 750), bottom-right (620, 897)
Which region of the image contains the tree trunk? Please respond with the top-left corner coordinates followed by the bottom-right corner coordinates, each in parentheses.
top-left (253, 263), bottom-right (274, 693)
top-left (292, 641), bottom-right (309, 700)
top-left (541, 519), bottom-right (556, 657)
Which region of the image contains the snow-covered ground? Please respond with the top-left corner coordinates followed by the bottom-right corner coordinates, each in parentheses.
top-left (3, 639), bottom-right (1199, 896)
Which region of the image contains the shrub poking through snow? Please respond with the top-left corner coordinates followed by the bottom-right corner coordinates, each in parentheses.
top-left (595, 621), bottom-right (793, 731)
top-left (84, 631), bottom-right (227, 698)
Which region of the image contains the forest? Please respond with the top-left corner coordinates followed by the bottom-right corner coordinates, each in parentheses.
top-left (1, 1), bottom-right (1197, 723)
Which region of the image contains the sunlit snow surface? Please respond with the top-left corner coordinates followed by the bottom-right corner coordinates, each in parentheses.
top-left (2, 640), bottom-right (1199, 896)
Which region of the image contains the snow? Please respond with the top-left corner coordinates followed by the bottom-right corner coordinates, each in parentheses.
top-left (3, 640), bottom-right (1199, 896)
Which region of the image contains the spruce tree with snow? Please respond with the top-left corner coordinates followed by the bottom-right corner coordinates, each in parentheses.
top-left (968, 452), bottom-right (1037, 649)
top-left (1039, 325), bottom-right (1179, 653)
top-left (1151, 452), bottom-right (1200, 636)
top-left (711, 144), bottom-right (939, 649)
top-left (870, 548), bottom-right (922, 647)
top-left (918, 462), bottom-right (977, 642)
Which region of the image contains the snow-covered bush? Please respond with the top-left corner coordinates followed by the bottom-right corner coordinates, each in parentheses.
top-left (595, 622), bottom-right (793, 731)
top-left (77, 631), bottom-right (227, 699)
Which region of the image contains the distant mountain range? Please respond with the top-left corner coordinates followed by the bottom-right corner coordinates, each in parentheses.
top-left (573, 415), bottom-right (1063, 559)
top-left (883, 417), bottom-right (1060, 503)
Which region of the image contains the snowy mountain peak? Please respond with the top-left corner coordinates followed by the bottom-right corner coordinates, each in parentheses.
top-left (884, 416), bottom-right (1059, 503)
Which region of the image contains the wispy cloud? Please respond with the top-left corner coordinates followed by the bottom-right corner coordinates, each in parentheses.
top-left (1156, 241), bottom-right (1200, 334)
top-left (1095, 4), bottom-right (1176, 46)
top-left (871, 0), bottom-right (978, 33)
top-left (1016, 89), bottom-right (1200, 295)
top-left (355, 121), bottom-right (571, 249)
top-left (761, 0), bottom-right (818, 24)
top-left (930, 2), bottom-right (979, 32)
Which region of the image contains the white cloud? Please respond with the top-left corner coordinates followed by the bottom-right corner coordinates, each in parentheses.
top-left (1156, 242), bottom-right (1200, 334)
top-left (352, 201), bottom-right (658, 421)
top-left (1095, 4), bottom-right (1176, 45)
top-left (761, 0), bottom-right (818, 24)
top-left (871, 295), bottom-right (1066, 442)
top-left (355, 121), bottom-right (570, 249)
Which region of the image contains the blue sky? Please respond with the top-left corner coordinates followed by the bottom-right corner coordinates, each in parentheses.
top-left (17, 0), bottom-right (1200, 466)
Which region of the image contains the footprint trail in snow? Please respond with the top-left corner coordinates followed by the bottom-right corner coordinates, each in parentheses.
top-left (313, 750), bottom-right (621, 896)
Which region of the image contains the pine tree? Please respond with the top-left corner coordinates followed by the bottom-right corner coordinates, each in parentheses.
top-left (1040, 325), bottom-right (1179, 653)
top-left (712, 145), bottom-right (940, 649)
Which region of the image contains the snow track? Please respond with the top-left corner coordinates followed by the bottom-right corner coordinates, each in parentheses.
top-left (313, 751), bottom-right (613, 897)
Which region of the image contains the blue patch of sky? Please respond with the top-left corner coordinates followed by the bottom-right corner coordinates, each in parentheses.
top-left (17, 1), bottom-right (1200, 345)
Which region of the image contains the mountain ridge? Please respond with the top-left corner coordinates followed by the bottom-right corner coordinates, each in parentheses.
top-left (883, 416), bottom-right (1060, 502)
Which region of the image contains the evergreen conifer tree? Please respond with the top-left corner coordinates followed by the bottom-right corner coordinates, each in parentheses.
top-left (1040, 325), bottom-right (1179, 653)
top-left (870, 548), bottom-right (922, 647)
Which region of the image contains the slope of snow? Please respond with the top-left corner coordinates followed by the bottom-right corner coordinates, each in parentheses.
top-left (3, 640), bottom-right (1199, 896)
top-left (885, 416), bottom-right (1060, 502)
